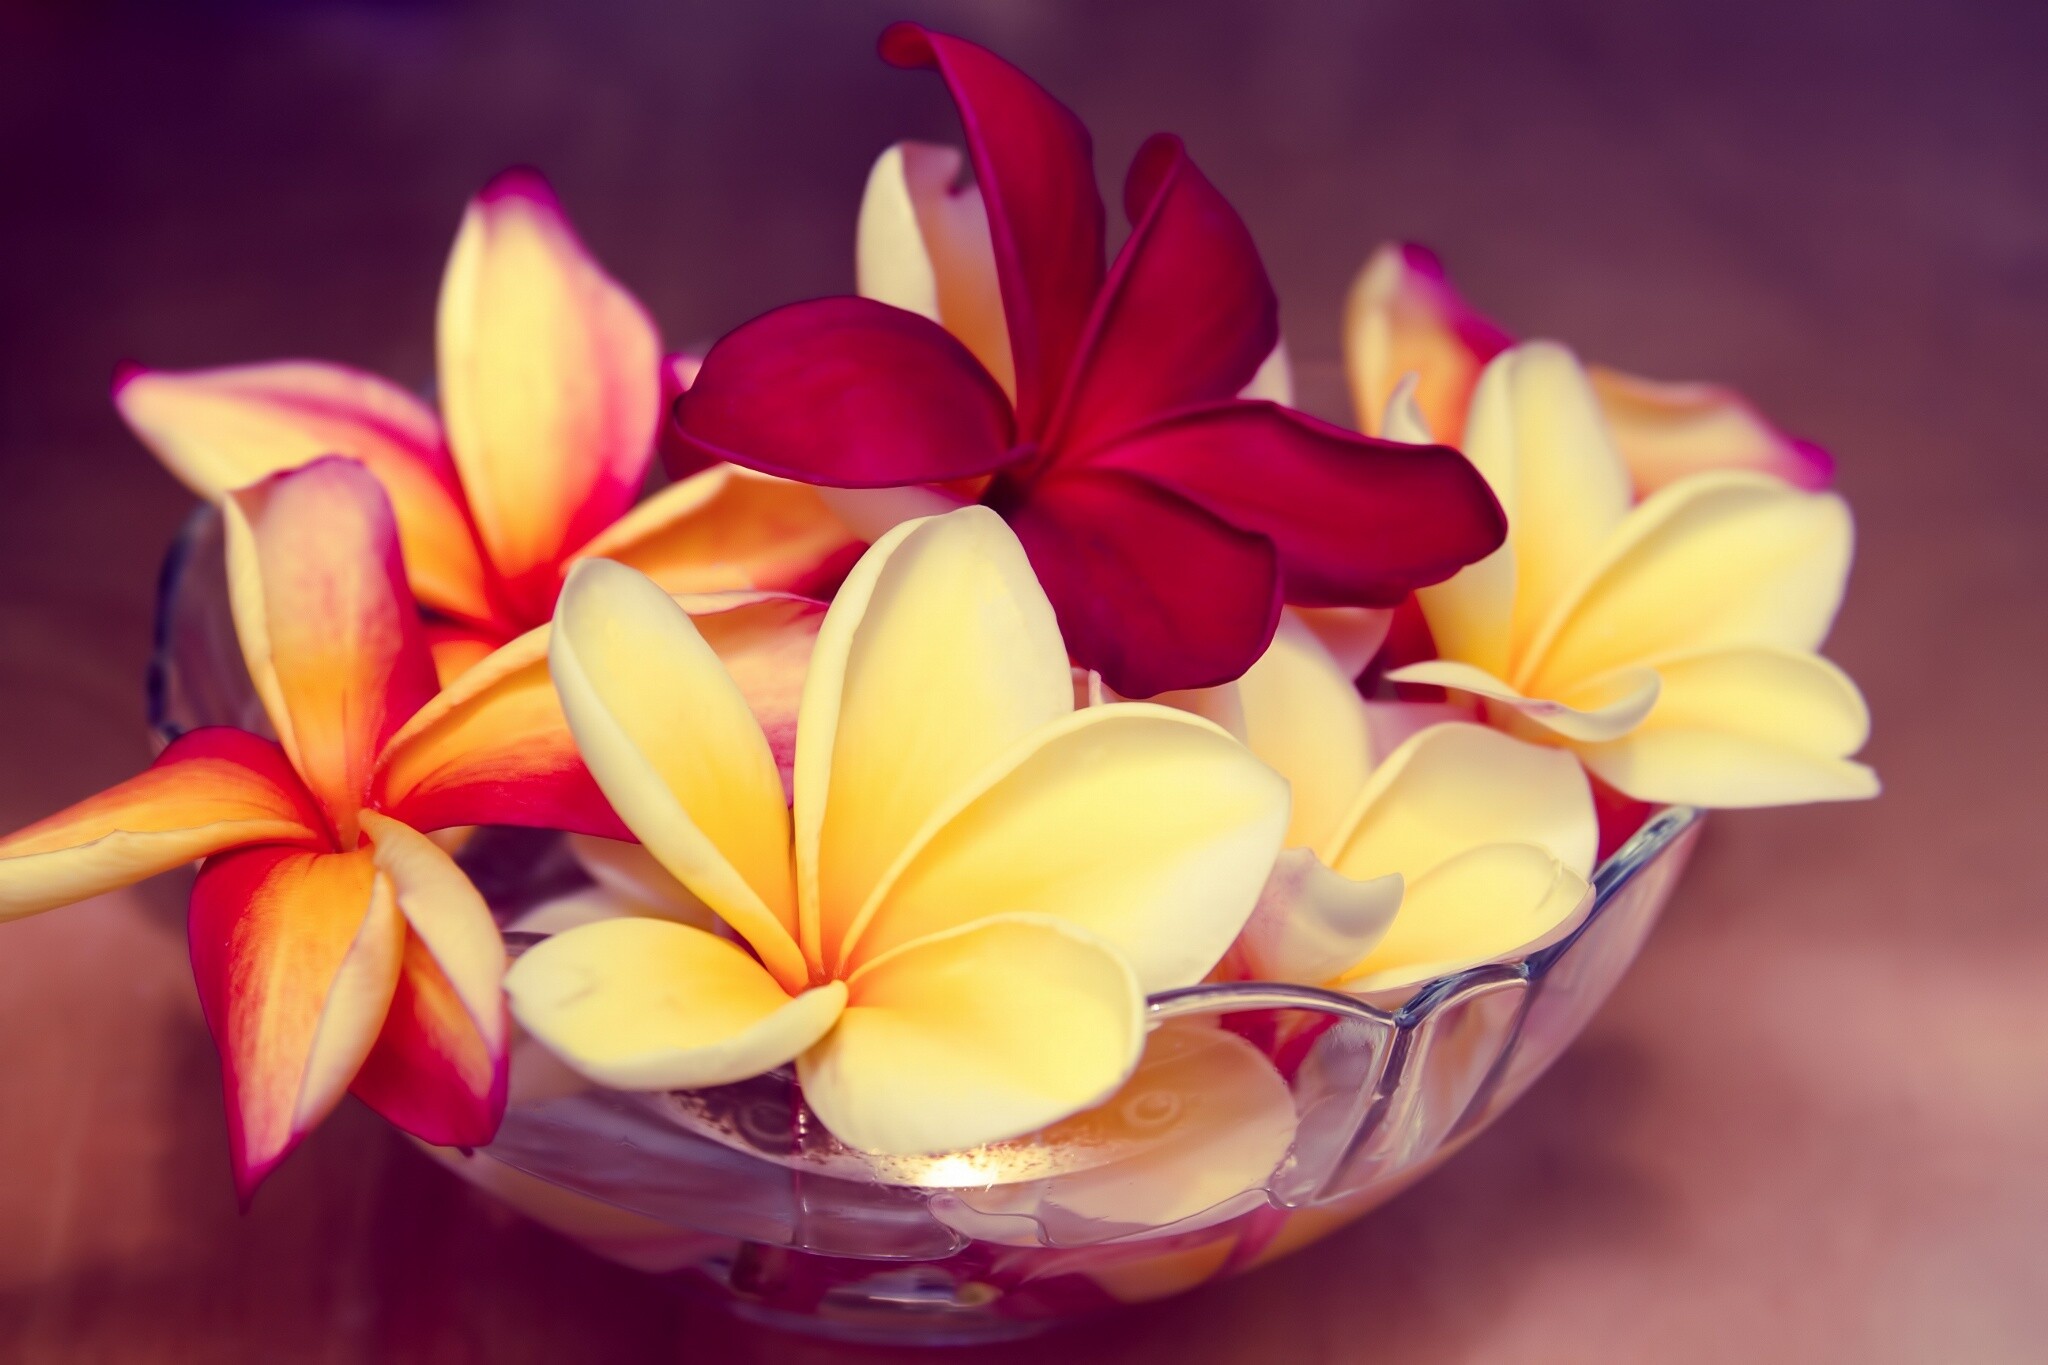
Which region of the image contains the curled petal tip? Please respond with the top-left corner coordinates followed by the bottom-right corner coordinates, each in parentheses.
top-left (109, 357), bottom-right (146, 395)
top-left (877, 20), bottom-right (935, 65)
top-left (475, 164), bottom-right (556, 208)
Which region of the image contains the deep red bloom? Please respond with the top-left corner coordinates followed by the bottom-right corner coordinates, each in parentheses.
top-left (672, 23), bottom-right (1506, 696)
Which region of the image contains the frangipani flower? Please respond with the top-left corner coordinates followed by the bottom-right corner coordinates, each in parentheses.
top-left (0, 458), bottom-right (819, 1198)
top-left (1345, 242), bottom-right (1835, 494)
top-left (1217, 616), bottom-right (1598, 993)
top-left (1382, 342), bottom-right (1877, 807)
top-left (668, 24), bottom-right (1505, 698)
top-left (115, 168), bottom-right (855, 678)
top-left (506, 507), bottom-right (1291, 1154)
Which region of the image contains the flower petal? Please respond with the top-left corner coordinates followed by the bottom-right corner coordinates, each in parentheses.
top-left (565, 833), bottom-right (717, 930)
top-left (424, 623), bottom-right (501, 688)
top-left (1589, 366), bottom-right (1835, 494)
top-left (1084, 400), bottom-right (1506, 608)
top-left (1575, 647), bottom-right (1878, 807)
top-left (1463, 342), bottom-right (1635, 663)
top-left (1339, 843), bottom-right (1592, 994)
top-left (112, 361), bottom-right (500, 627)
top-left (800, 913), bottom-right (1145, 1155)
top-left (189, 845), bottom-right (403, 1202)
top-left (1290, 605), bottom-right (1393, 679)
top-left (856, 141), bottom-right (1015, 398)
top-left (683, 591), bottom-right (826, 795)
top-left (1236, 846), bottom-right (1402, 985)
top-left (1521, 471), bottom-right (1854, 695)
top-left (1384, 659), bottom-right (1662, 744)
top-left (374, 625), bottom-right (628, 840)
top-left (879, 23), bottom-right (1104, 436)
top-left (346, 813), bottom-right (508, 1147)
top-left (1003, 468), bottom-right (1283, 697)
top-left (1342, 243), bottom-right (1511, 445)
top-left (0, 728), bottom-right (325, 921)
top-left (437, 168), bottom-right (662, 620)
top-left (839, 705), bottom-right (1290, 991)
top-left (548, 560), bottom-right (805, 989)
top-left (1049, 135), bottom-right (1275, 452)
top-left (224, 457), bottom-right (440, 847)
top-left (569, 465), bottom-right (859, 600)
top-left (797, 506), bottom-right (1072, 965)
top-left (672, 297), bottom-right (1016, 487)
top-left (1323, 722), bottom-right (1599, 881)
top-left (1236, 612), bottom-right (1375, 849)
top-left (506, 916), bottom-right (844, 1091)
top-left (1240, 340), bottom-right (1294, 404)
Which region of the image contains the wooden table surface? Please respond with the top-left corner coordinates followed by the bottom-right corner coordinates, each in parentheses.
top-left (2, 1), bottom-right (2043, 1360)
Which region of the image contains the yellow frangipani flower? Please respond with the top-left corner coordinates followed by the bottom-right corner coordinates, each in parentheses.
top-left (1383, 341), bottom-right (1878, 808)
top-left (506, 507), bottom-right (1291, 1155)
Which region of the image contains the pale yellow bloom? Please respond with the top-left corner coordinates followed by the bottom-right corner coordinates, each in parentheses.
top-left (1381, 342), bottom-right (1877, 808)
top-left (506, 507), bottom-right (1290, 1155)
top-left (1216, 616), bottom-right (1599, 994)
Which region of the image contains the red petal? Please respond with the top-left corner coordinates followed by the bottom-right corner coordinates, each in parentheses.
top-left (190, 845), bottom-right (402, 1203)
top-left (654, 351), bottom-right (713, 480)
top-left (670, 297), bottom-right (1016, 487)
top-left (998, 470), bottom-right (1283, 697)
top-left (879, 23), bottom-right (1104, 437)
top-left (348, 927), bottom-right (507, 1148)
top-left (1088, 401), bottom-right (1507, 606)
top-left (1049, 135), bottom-right (1277, 454)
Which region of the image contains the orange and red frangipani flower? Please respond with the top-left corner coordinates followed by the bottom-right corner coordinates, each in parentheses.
top-left (113, 168), bottom-right (857, 680)
top-left (1344, 242), bottom-right (1835, 495)
top-left (0, 458), bottom-right (822, 1200)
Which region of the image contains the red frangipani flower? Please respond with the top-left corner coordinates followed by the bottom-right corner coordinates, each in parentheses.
top-left (671, 23), bottom-right (1506, 697)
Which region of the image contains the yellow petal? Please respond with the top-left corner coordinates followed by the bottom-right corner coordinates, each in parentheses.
top-left (437, 170), bottom-right (661, 620)
top-left (1290, 605), bottom-right (1393, 679)
top-left (1237, 612), bottom-right (1375, 848)
top-left (1325, 722), bottom-right (1598, 881)
top-left (840, 706), bottom-right (1289, 992)
top-left (1343, 242), bottom-right (1501, 445)
top-left (549, 559), bottom-right (804, 989)
top-left (797, 507), bottom-right (1071, 968)
top-left (570, 465), bottom-right (857, 599)
top-left (361, 811), bottom-right (508, 1065)
top-left (113, 361), bottom-right (498, 626)
top-left (1589, 366), bottom-right (1833, 495)
top-left (1465, 342), bottom-right (1633, 663)
top-left (564, 834), bottom-right (717, 930)
top-left (800, 914), bottom-right (1145, 1156)
top-left (0, 729), bottom-right (325, 921)
top-left (1521, 472), bottom-right (1854, 695)
top-left (1385, 660), bottom-right (1661, 745)
top-left (506, 917), bottom-right (845, 1091)
top-left (1379, 371), bottom-right (1436, 445)
top-left (856, 141), bottom-right (1015, 398)
top-left (1575, 647), bottom-right (1878, 807)
top-left (1340, 843), bottom-right (1592, 994)
top-left (1235, 847), bottom-right (1402, 985)
top-left (224, 458), bottom-right (441, 847)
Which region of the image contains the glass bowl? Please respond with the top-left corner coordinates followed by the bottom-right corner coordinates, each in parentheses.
top-left (151, 505), bottom-right (1700, 1346)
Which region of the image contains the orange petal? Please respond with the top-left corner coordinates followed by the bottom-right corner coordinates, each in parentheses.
top-left (0, 728), bottom-right (327, 921)
top-left (437, 168), bottom-right (662, 622)
top-left (113, 360), bottom-right (501, 628)
top-left (1343, 243), bottom-right (1511, 445)
top-left (347, 814), bottom-right (507, 1148)
top-left (376, 593), bottom-right (820, 836)
top-left (189, 844), bottom-right (404, 1202)
top-left (1587, 366), bottom-right (1835, 494)
top-left (224, 457), bottom-right (441, 847)
top-left (570, 465), bottom-right (860, 603)
top-left (424, 622), bottom-right (503, 688)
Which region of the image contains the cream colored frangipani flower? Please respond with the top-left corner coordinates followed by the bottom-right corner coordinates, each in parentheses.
top-left (1221, 615), bottom-right (1599, 994)
top-left (1381, 342), bottom-right (1877, 808)
top-left (506, 507), bottom-right (1291, 1155)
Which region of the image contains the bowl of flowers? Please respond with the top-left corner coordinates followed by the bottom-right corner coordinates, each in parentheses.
top-left (0, 22), bottom-right (1873, 1347)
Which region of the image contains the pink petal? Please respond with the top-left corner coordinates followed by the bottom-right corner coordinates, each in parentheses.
top-left (670, 297), bottom-right (1017, 487)
top-left (1049, 135), bottom-right (1277, 454)
top-left (1086, 401), bottom-right (1507, 607)
top-left (879, 23), bottom-right (1104, 437)
top-left (1001, 470), bottom-right (1283, 697)
top-left (347, 929), bottom-right (507, 1148)
top-left (654, 351), bottom-right (712, 481)
top-left (1345, 242), bottom-right (1511, 444)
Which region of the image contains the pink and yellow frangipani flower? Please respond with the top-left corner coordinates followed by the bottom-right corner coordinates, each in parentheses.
top-left (0, 458), bottom-right (822, 1199)
top-left (1345, 242), bottom-right (1835, 495)
top-left (114, 168), bottom-right (856, 677)
top-left (1381, 342), bottom-right (1877, 808)
top-left (1212, 616), bottom-right (1598, 994)
top-left (506, 507), bottom-right (1291, 1155)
